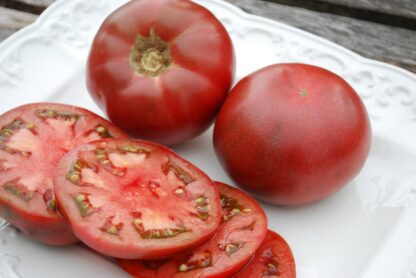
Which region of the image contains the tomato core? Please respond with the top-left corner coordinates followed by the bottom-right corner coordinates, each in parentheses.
top-left (129, 28), bottom-right (171, 77)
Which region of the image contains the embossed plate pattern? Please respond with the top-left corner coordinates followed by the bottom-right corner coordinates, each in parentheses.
top-left (1, 0), bottom-right (416, 277)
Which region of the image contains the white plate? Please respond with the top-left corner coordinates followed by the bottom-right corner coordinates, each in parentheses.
top-left (1, 0), bottom-right (416, 277)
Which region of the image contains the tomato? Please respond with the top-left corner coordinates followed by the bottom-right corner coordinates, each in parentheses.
top-left (118, 181), bottom-right (268, 277)
top-left (53, 138), bottom-right (221, 259)
top-left (87, 0), bottom-right (235, 146)
top-left (237, 230), bottom-right (296, 277)
top-left (214, 63), bottom-right (372, 206)
top-left (0, 103), bottom-right (127, 245)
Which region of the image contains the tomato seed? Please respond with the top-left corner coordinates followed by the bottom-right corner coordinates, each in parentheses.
top-left (178, 264), bottom-right (188, 272)
top-left (95, 125), bottom-right (112, 138)
top-left (3, 181), bottom-right (35, 203)
top-left (43, 189), bottom-right (57, 212)
top-left (101, 217), bottom-right (123, 236)
top-left (174, 188), bottom-right (185, 195)
top-left (120, 145), bottom-right (150, 156)
top-left (266, 259), bottom-right (280, 275)
top-left (224, 242), bottom-right (243, 256)
top-left (74, 194), bottom-right (94, 217)
top-left (35, 109), bottom-right (81, 122)
top-left (177, 251), bottom-right (212, 273)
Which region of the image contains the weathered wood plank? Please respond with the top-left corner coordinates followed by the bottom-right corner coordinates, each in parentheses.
top-left (319, 0), bottom-right (416, 20)
top-left (0, 6), bottom-right (36, 41)
top-left (6, 0), bottom-right (54, 14)
top-left (9, 0), bottom-right (54, 5)
top-left (225, 0), bottom-right (416, 73)
top-left (265, 0), bottom-right (416, 30)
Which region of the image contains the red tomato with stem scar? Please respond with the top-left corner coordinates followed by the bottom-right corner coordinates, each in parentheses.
top-left (87, 0), bottom-right (235, 146)
top-left (117, 181), bottom-right (268, 277)
top-left (0, 103), bottom-right (127, 245)
top-left (214, 63), bottom-right (372, 206)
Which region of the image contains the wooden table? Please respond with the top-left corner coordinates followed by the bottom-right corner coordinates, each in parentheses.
top-left (1, 0), bottom-right (416, 73)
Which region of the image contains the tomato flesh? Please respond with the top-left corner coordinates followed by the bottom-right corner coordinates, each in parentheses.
top-left (87, 0), bottom-right (235, 145)
top-left (118, 181), bottom-right (268, 277)
top-left (237, 230), bottom-right (296, 278)
top-left (54, 139), bottom-right (221, 259)
top-left (0, 103), bottom-right (127, 245)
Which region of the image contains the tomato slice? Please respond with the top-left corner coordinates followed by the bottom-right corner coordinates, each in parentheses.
top-left (118, 181), bottom-right (268, 277)
top-left (237, 230), bottom-right (296, 278)
top-left (53, 138), bottom-right (221, 259)
top-left (0, 103), bottom-right (127, 245)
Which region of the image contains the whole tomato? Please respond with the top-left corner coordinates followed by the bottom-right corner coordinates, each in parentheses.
top-left (213, 64), bottom-right (372, 206)
top-left (87, 0), bottom-right (235, 145)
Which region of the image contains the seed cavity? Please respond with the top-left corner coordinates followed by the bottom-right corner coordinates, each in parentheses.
top-left (120, 144), bottom-right (150, 156)
top-left (0, 118), bottom-right (36, 156)
top-left (73, 193), bottom-right (95, 217)
top-left (66, 159), bottom-right (94, 186)
top-left (132, 212), bottom-right (188, 239)
top-left (240, 221), bottom-right (256, 231)
top-left (43, 189), bottom-right (57, 212)
top-left (173, 186), bottom-right (188, 199)
top-left (35, 109), bottom-right (80, 122)
top-left (94, 125), bottom-right (113, 138)
top-left (177, 251), bottom-right (212, 273)
top-left (101, 216), bottom-right (123, 235)
top-left (220, 242), bottom-right (244, 256)
top-left (142, 260), bottom-right (169, 270)
top-left (265, 258), bottom-right (280, 275)
top-left (162, 161), bottom-right (195, 185)
top-left (220, 194), bottom-right (251, 223)
top-left (3, 180), bottom-right (35, 203)
top-left (95, 148), bottom-right (126, 177)
top-left (148, 180), bottom-right (164, 198)
top-left (192, 195), bottom-right (210, 221)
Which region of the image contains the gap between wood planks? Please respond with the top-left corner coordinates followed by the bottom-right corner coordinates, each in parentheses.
top-left (265, 0), bottom-right (416, 30)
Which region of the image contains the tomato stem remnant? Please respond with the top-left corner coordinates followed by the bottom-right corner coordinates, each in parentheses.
top-left (129, 28), bottom-right (172, 77)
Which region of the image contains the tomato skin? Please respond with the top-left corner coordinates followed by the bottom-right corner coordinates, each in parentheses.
top-left (214, 64), bottom-right (372, 206)
top-left (0, 103), bottom-right (128, 245)
top-left (87, 0), bottom-right (235, 146)
top-left (117, 181), bottom-right (268, 277)
top-left (0, 199), bottom-right (76, 245)
top-left (237, 230), bottom-right (296, 278)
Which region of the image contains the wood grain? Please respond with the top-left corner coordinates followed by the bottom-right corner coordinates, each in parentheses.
top-left (318, 0), bottom-right (416, 19)
top-left (0, 0), bottom-right (415, 73)
top-left (0, 6), bottom-right (36, 42)
top-left (226, 0), bottom-right (416, 73)
top-left (5, 0), bottom-right (54, 14)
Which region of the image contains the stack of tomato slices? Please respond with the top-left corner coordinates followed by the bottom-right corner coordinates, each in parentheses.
top-left (0, 103), bottom-right (295, 277)
top-left (118, 182), bottom-right (296, 278)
